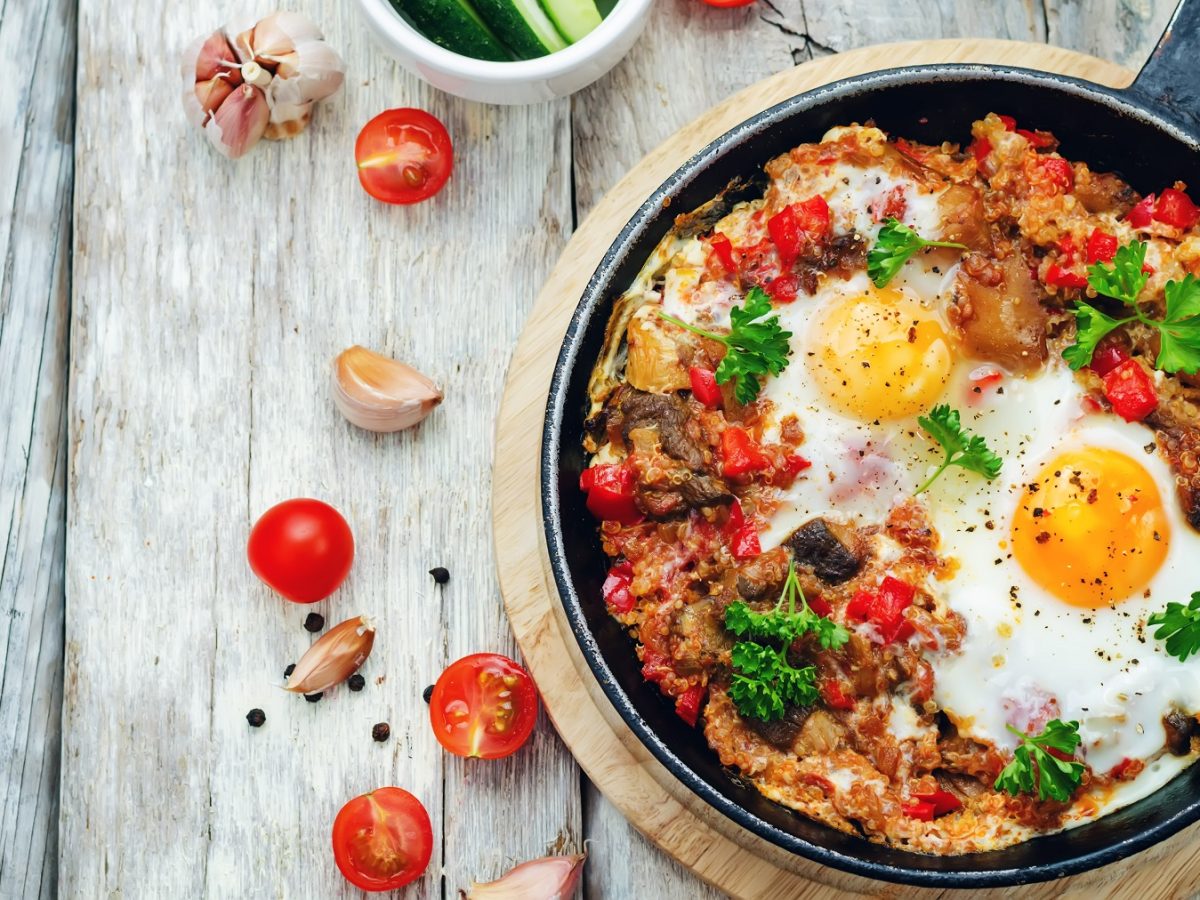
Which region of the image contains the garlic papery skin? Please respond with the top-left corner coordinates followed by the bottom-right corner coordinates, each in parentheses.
top-left (284, 615), bottom-right (376, 695)
top-left (333, 346), bottom-right (443, 434)
top-left (182, 11), bottom-right (344, 159)
top-left (461, 854), bottom-right (586, 900)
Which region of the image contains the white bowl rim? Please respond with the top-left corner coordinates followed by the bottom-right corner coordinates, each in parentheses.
top-left (357, 0), bottom-right (654, 83)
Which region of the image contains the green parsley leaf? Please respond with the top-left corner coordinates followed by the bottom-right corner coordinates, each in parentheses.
top-left (1061, 302), bottom-right (1126, 372)
top-left (658, 287), bottom-right (792, 405)
top-left (1158, 276), bottom-right (1200, 375)
top-left (867, 219), bottom-right (968, 288)
top-left (722, 562), bottom-right (848, 721)
top-left (1147, 592), bottom-right (1200, 662)
top-left (994, 719), bottom-right (1085, 803)
top-left (1088, 241), bottom-right (1150, 306)
top-left (915, 404), bottom-right (1004, 494)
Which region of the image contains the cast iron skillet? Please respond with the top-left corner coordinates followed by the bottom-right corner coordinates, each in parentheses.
top-left (542, 1), bottom-right (1200, 887)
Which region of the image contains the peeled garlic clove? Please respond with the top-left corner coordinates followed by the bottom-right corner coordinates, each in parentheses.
top-left (205, 83), bottom-right (269, 159)
top-left (285, 615), bottom-right (375, 695)
top-left (333, 346), bottom-right (443, 434)
top-left (462, 854), bottom-right (586, 900)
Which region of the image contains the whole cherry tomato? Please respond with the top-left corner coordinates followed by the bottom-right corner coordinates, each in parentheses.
top-left (331, 787), bottom-right (432, 892)
top-left (355, 108), bottom-right (453, 205)
top-left (429, 653), bottom-right (538, 759)
top-left (247, 498), bottom-right (354, 604)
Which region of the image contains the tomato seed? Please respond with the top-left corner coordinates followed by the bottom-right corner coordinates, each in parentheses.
top-left (402, 165), bottom-right (426, 188)
top-left (347, 673), bottom-right (365, 692)
top-left (305, 692), bottom-right (323, 703)
top-left (429, 567), bottom-right (450, 585)
top-left (246, 708), bottom-right (266, 727)
top-left (372, 722), bottom-right (391, 742)
top-left (303, 613), bottom-right (325, 633)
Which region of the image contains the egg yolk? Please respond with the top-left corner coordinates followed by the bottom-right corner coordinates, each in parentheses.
top-left (807, 288), bottom-right (952, 421)
top-left (1011, 448), bottom-right (1170, 608)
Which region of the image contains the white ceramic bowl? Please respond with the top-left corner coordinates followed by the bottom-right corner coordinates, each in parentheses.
top-left (354, 0), bottom-right (653, 105)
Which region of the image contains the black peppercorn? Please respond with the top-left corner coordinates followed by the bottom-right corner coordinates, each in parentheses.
top-left (284, 663), bottom-right (296, 679)
top-left (347, 673), bottom-right (365, 692)
top-left (372, 722), bottom-right (391, 742)
top-left (422, 684), bottom-right (434, 704)
top-left (429, 567), bottom-right (450, 584)
top-left (304, 692), bottom-right (323, 703)
top-left (303, 612), bottom-right (325, 633)
top-left (246, 708), bottom-right (266, 727)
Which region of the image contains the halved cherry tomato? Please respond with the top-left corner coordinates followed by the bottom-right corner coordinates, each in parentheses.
top-left (429, 653), bottom-right (538, 759)
top-left (247, 498), bottom-right (354, 604)
top-left (355, 109), bottom-right (453, 205)
top-left (331, 787), bottom-right (432, 892)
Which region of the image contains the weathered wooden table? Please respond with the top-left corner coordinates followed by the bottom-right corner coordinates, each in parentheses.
top-left (0, 0), bottom-right (1177, 896)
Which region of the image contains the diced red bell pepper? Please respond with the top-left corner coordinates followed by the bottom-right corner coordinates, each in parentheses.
top-left (1109, 757), bottom-right (1144, 780)
top-left (821, 678), bottom-right (855, 711)
top-left (709, 232), bottom-right (737, 273)
top-left (1057, 233), bottom-right (1079, 264)
top-left (909, 789), bottom-right (963, 817)
top-left (873, 576), bottom-right (917, 643)
top-left (730, 524), bottom-right (761, 560)
top-left (1085, 228), bottom-right (1119, 264)
top-left (1154, 187), bottom-right (1200, 230)
top-left (688, 366), bottom-right (722, 408)
top-left (1127, 194), bottom-right (1157, 228)
top-left (767, 197), bottom-right (830, 268)
top-left (780, 453), bottom-right (812, 481)
top-left (721, 427), bottom-right (771, 476)
top-left (724, 499), bottom-right (745, 534)
top-left (845, 589), bottom-right (873, 622)
top-left (580, 463), bottom-right (643, 525)
top-left (641, 649), bottom-right (670, 685)
top-left (1017, 128), bottom-right (1056, 149)
top-left (1103, 359), bottom-right (1158, 422)
top-left (872, 186), bottom-right (907, 222)
top-left (998, 114), bottom-right (1017, 131)
top-left (969, 137), bottom-right (993, 164)
top-left (675, 685), bottom-right (707, 727)
top-left (764, 273), bottom-right (800, 304)
top-left (1045, 263), bottom-right (1088, 290)
top-left (1041, 157), bottom-right (1074, 191)
top-left (808, 594), bottom-right (833, 617)
top-left (902, 800), bottom-right (937, 821)
top-left (602, 561), bottom-right (636, 614)
top-left (1088, 337), bottom-right (1130, 377)
top-left (794, 195), bottom-right (832, 237)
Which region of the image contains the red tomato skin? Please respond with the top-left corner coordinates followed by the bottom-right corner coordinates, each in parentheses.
top-left (355, 108), bottom-right (453, 205)
top-left (699, 0), bottom-right (756, 7)
top-left (331, 787), bottom-right (433, 892)
top-left (247, 499), bottom-right (354, 604)
top-left (430, 653), bottom-right (539, 760)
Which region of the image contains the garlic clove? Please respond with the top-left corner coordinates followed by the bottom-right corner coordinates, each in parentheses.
top-left (263, 102), bottom-right (313, 141)
top-left (181, 30), bottom-right (242, 127)
top-left (461, 854), bottom-right (586, 900)
top-left (284, 615), bottom-right (376, 695)
top-left (333, 346), bottom-right (443, 434)
top-left (204, 83), bottom-right (269, 159)
top-left (244, 11), bottom-right (325, 62)
top-left (268, 39), bottom-right (345, 105)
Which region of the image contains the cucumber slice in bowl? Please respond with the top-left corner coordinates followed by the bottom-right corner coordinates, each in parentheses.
top-left (474, 0), bottom-right (568, 59)
top-left (389, 0), bottom-right (513, 61)
top-left (541, 0), bottom-right (604, 43)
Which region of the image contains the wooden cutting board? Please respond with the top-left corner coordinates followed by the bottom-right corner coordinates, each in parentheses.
top-left (493, 39), bottom-right (1200, 899)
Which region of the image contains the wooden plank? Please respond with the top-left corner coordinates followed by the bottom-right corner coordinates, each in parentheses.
top-left (63, 0), bottom-right (578, 895)
top-left (1046, 0), bottom-right (1176, 71)
top-left (0, 0), bottom-right (74, 896)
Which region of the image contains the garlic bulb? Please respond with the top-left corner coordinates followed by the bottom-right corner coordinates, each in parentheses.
top-left (284, 615), bottom-right (375, 695)
top-left (182, 11), bottom-right (344, 159)
top-left (461, 853), bottom-right (586, 900)
top-left (333, 346), bottom-right (443, 433)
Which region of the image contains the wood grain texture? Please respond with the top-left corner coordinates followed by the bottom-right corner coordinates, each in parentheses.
top-left (496, 38), bottom-right (1200, 900)
top-left (0, 0), bottom-right (74, 897)
top-left (64, 0), bottom-right (579, 896)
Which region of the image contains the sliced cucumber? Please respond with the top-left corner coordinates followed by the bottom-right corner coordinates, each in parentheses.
top-left (473, 0), bottom-right (568, 59)
top-left (595, 0), bottom-right (618, 15)
top-left (389, 0), bottom-right (513, 62)
top-left (540, 0), bottom-right (603, 43)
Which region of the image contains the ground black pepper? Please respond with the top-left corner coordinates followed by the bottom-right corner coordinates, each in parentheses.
top-left (246, 709), bottom-right (266, 727)
top-left (284, 663), bottom-right (296, 678)
top-left (372, 722), bottom-right (391, 742)
top-left (429, 567), bottom-right (450, 584)
top-left (305, 692), bottom-right (323, 703)
top-left (347, 673), bottom-right (365, 692)
top-left (422, 684), bottom-right (434, 704)
top-left (303, 612), bottom-right (325, 633)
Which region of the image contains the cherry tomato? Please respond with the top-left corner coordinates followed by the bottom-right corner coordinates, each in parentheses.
top-left (429, 653), bottom-right (538, 759)
top-left (331, 787), bottom-right (432, 892)
top-left (699, 0), bottom-right (756, 6)
top-left (355, 108), bottom-right (453, 205)
top-left (247, 498), bottom-right (354, 604)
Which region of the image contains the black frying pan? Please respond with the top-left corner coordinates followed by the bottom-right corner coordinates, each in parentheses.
top-left (541, 2), bottom-right (1200, 887)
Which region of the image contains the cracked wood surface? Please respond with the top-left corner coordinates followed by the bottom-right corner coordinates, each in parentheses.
top-left (0, 0), bottom-right (1170, 896)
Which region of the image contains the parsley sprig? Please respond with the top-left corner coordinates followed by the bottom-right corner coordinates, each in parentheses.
top-left (658, 287), bottom-right (792, 405)
top-left (867, 218), bottom-right (968, 288)
top-left (1147, 592), bottom-right (1200, 662)
top-left (915, 404), bottom-right (1004, 494)
top-left (1063, 241), bottom-right (1200, 374)
top-left (994, 719), bottom-right (1086, 802)
top-left (724, 561), bottom-right (849, 722)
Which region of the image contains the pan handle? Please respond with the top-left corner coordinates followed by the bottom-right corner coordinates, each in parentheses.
top-left (1128, 0), bottom-right (1200, 127)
